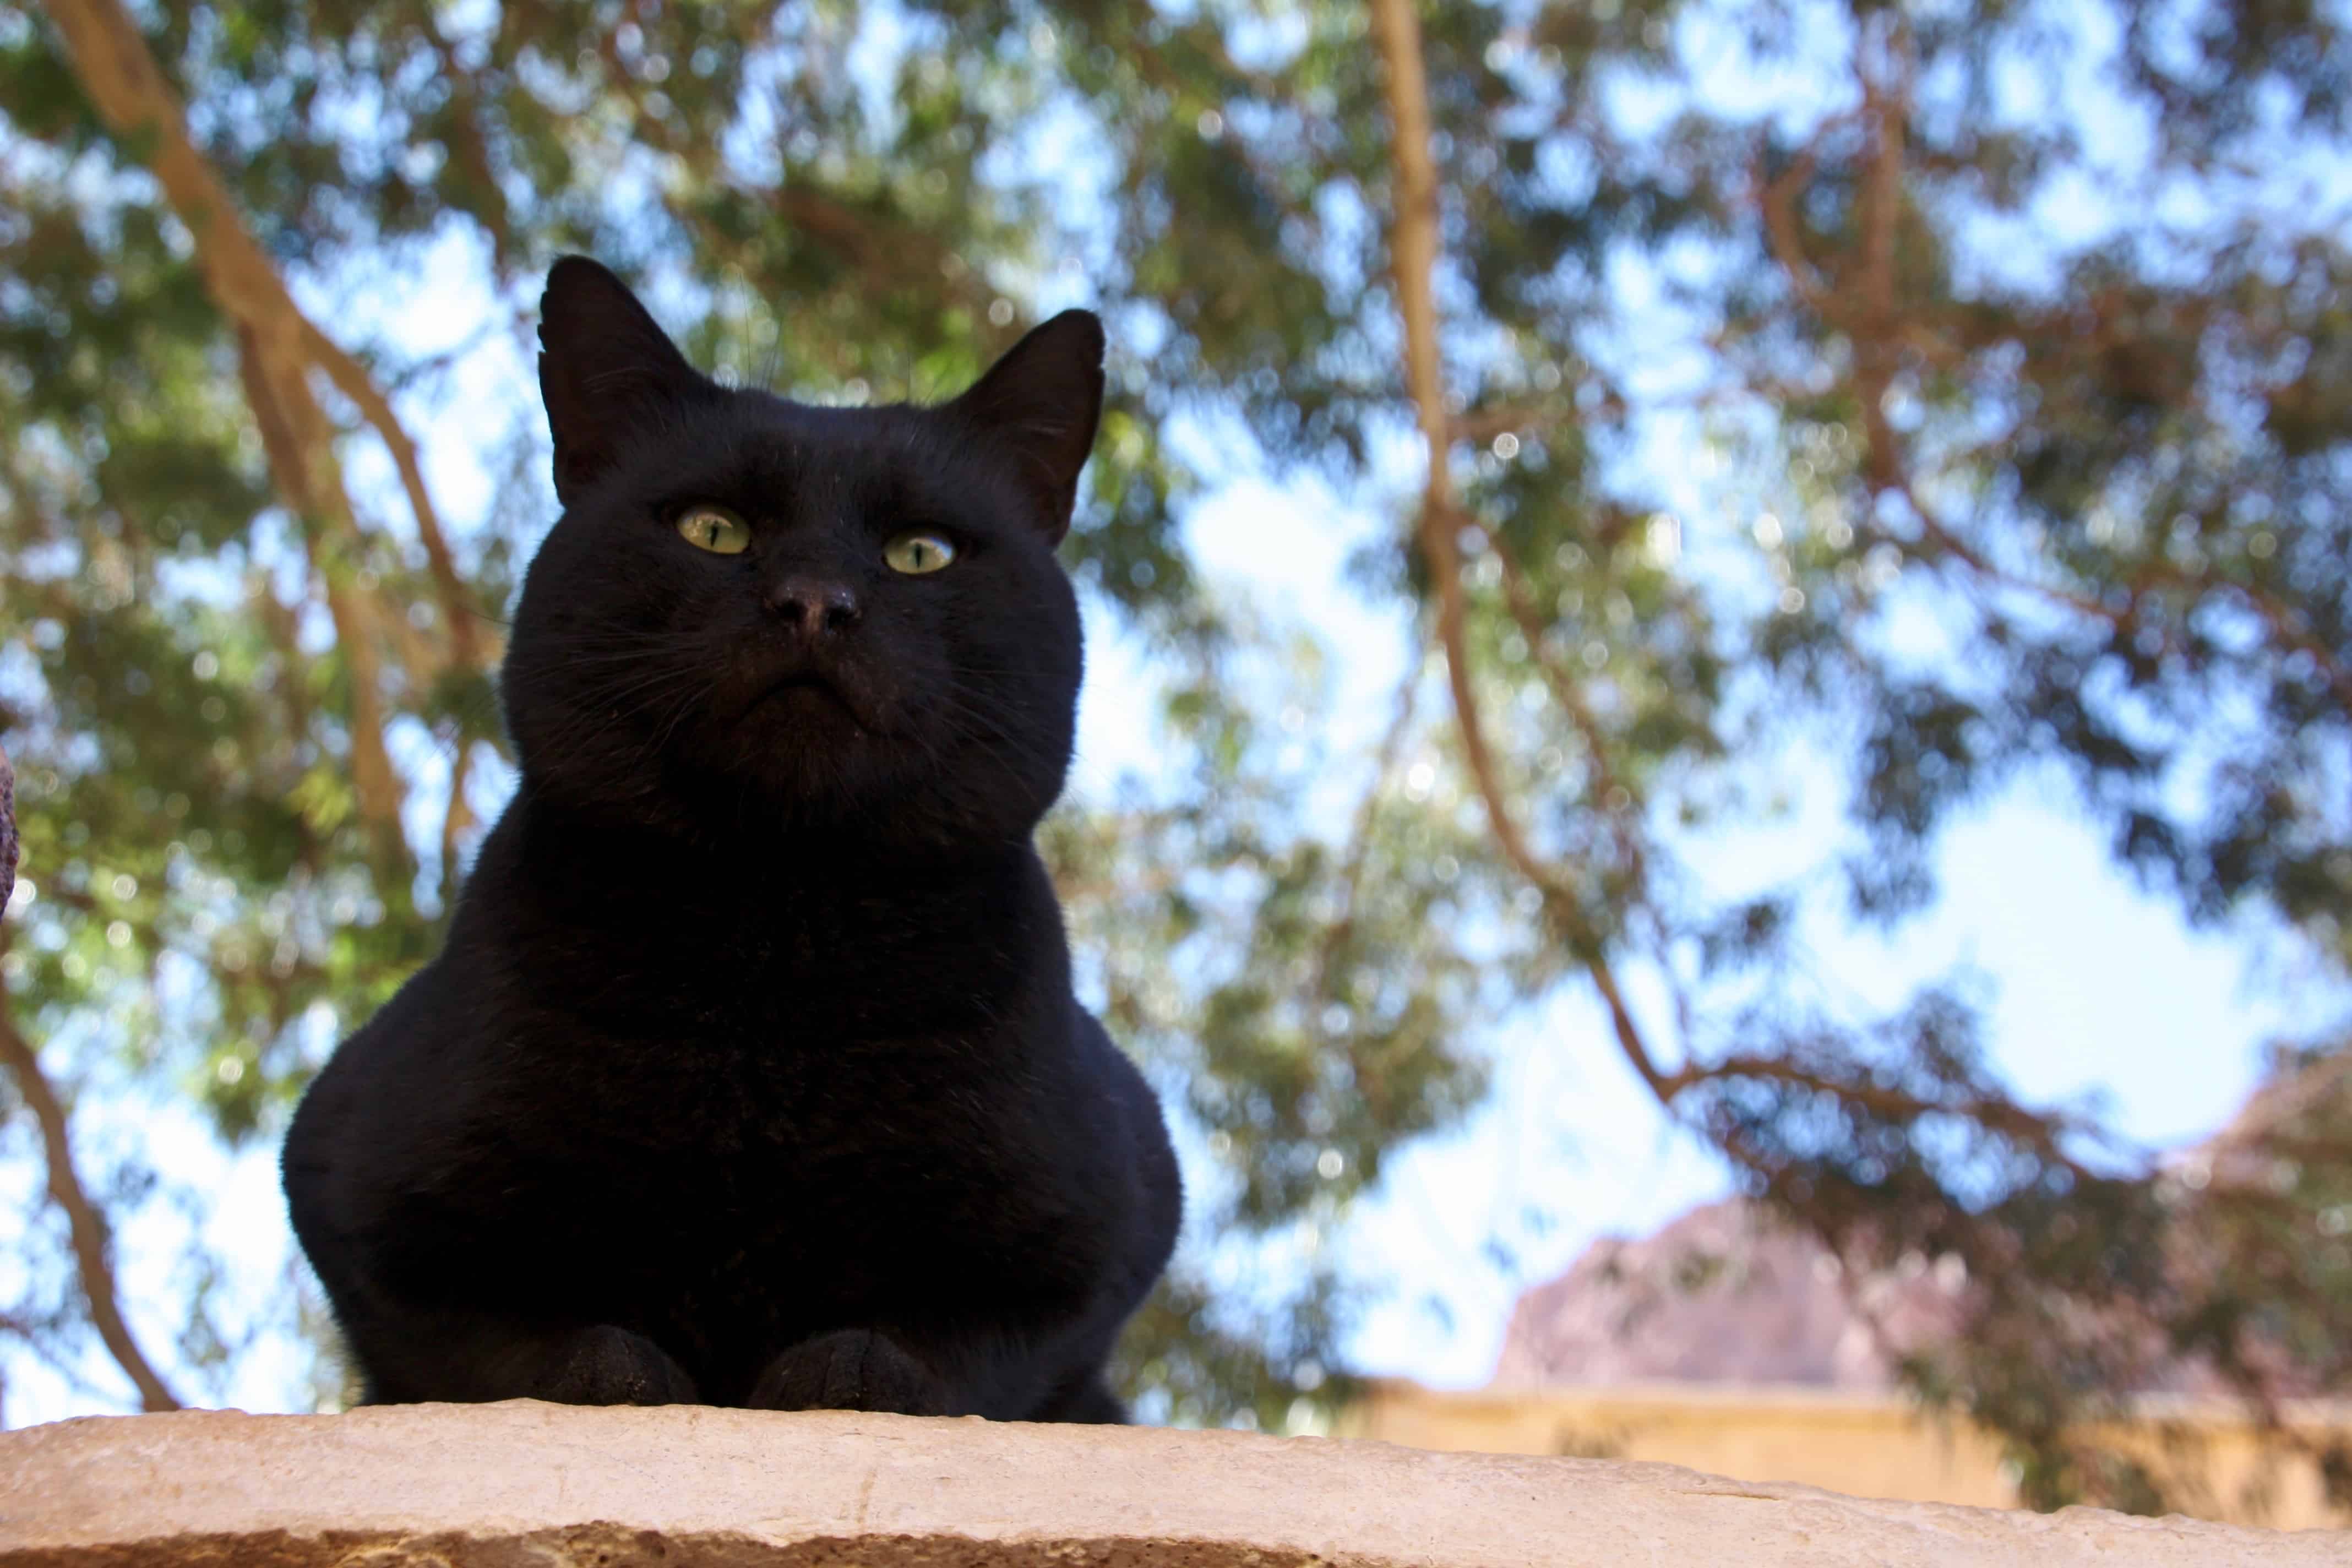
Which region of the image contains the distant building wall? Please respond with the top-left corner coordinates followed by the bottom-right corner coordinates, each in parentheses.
top-left (1348, 1380), bottom-right (2352, 1530)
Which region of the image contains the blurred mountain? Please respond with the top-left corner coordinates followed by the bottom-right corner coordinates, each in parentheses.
top-left (1492, 1197), bottom-right (1966, 1390)
top-left (1495, 1053), bottom-right (2351, 1392)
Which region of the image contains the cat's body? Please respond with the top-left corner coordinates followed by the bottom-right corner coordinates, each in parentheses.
top-left (282, 259), bottom-right (1179, 1419)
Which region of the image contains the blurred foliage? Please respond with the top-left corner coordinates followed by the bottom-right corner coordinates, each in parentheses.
top-left (2, 0), bottom-right (2349, 1518)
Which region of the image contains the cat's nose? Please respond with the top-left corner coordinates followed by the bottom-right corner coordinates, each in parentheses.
top-left (764, 574), bottom-right (862, 639)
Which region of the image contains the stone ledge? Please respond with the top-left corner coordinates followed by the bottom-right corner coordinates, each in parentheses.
top-left (1, 1402), bottom-right (2344, 1567)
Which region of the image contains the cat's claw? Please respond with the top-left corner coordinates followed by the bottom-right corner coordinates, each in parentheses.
top-left (749, 1329), bottom-right (950, 1416)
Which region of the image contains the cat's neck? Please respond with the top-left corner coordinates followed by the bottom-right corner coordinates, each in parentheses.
top-left (494, 779), bottom-right (1035, 919)
top-left (463, 782), bottom-right (1062, 1033)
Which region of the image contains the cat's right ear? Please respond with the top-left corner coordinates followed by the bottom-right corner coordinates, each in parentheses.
top-left (538, 257), bottom-right (713, 505)
top-left (948, 310), bottom-right (1106, 544)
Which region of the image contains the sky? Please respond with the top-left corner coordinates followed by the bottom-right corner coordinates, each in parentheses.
top-left (8, 0), bottom-right (2352, 1425)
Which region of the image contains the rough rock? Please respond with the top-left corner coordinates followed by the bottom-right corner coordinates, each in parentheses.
top-left (1498, 1054), bottom-right (2352, 1399)
top-left (1494, 1197), bottom-right (1958, 1390)
top-left (1, 1401), bottom-right (2343, 1566)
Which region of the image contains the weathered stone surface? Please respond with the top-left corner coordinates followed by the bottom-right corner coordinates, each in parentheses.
top-left (0, 1401), bottom-right (2343, 1567)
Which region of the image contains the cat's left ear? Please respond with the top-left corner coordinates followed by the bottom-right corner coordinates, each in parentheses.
top-left (949, 310), bottom-right (1106, 544)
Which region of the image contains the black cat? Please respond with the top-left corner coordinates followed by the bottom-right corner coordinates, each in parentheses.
top-left (280, 258), bottom-right (1180, 1421)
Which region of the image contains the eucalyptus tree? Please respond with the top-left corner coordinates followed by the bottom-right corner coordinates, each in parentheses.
top-left (3, 0), bottom-right (2348, 1511)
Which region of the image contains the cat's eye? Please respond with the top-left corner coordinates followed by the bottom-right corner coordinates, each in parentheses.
top-left (885, 531), bottom-right (956, 575)
top-left (676, 505), bottom-right (750, 555)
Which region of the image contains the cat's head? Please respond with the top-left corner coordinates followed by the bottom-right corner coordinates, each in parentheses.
top-left (503, 257), bottom-right (1098, 853)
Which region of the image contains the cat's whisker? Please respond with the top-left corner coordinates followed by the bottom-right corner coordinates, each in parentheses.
top-left (923, 703), bottom-right (1041, 802)
top-left (938, 683), bottom-right (1049, 747)
top-left (937, 665), bottom-right (1073, 680)
top-left (641, 682), bottom-right (713, 762)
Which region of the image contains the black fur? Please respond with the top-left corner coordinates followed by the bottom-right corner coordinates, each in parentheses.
top-left (281, 258), bottom-right (1180, 1419)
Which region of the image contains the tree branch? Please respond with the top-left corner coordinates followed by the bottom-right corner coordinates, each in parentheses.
top-left (1754, 52), bottom-right (2350, 723)
top-left (227, 326), bottom-right (404, 860)
top-left (1658, 1050), bottom-right (2100, 1182)
top-left (1369, 0), bottom-right (1672, 1108)
top-left (1368, 0), bottom-right (1521, 881)
top-left (1, 713), bottom-right (179, 1414)
top-left (1447, 401), bottom-right (1561, 447)
top-left (585, 24), bottom-right (1013, 367)
top-left (43, 0), bottom-right (415, 872)
top-left (2229, 579), bottom-right (2352, 720)
top-left (0, 975), bottom-right (183, 1413)
top-left (0, 742), bottom-right (16, 913)
top-left (1849, 60), bottom-right (1908, 497)
top-left (301, 319), bottom-right (490, 675)
top-left (415, 4), bottom-right (517, 275)
top-left (1373, 14), bottom-right (2082, 1144)
top-left (1757, 134), bottom-right (1838, 317)
top-left (1470, 519), bottom-right (1648, 885)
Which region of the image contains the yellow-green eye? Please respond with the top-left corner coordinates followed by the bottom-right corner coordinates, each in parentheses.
top-left (676, 506), bottom-right (750, 554)
top-left (885, 531), bottom-right (956, 575)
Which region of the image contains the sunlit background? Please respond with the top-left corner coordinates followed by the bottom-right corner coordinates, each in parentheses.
top-left (4, 0), bottom-right (2351, 1525)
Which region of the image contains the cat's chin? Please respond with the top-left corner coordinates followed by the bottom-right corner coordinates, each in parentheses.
top-left (694, 709), bottom-right (912, 824)
top-left (739, 674), bottom-right (869, 732)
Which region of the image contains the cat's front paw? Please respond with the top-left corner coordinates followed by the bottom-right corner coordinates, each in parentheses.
top-left (749, 1329), bottom-right (949, 1416)
top-left (533, 1324), bottom-right (699, 1406)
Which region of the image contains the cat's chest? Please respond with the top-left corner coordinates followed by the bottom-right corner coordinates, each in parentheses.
top-left (535, 880), bottom-right (1035, 1037)
top-left (504, 933), bottom-right (1056, 1171)
top-left (472, 849), bottom-right (1069, 1201)
top-left (468, 1020), bottom-right (1054, 1263)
